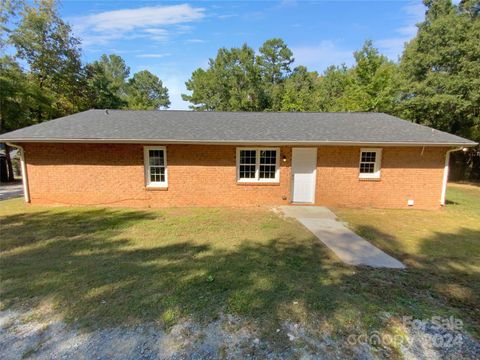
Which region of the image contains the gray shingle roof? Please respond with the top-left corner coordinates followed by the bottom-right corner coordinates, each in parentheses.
top-left (0, 109), bottom-right (476, 146)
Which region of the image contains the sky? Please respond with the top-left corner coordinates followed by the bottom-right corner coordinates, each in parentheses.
top-left (58, 0), bottom-right (429, 109)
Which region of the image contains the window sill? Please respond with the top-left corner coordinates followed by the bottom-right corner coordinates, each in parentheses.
top-left (358, 177), bottom-right (381, 182)
top-left (237, 182), bottom-right (280, 186)
top-left (146, 186), bottom-right (168, 191)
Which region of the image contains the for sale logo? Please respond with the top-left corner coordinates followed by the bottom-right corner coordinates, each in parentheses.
top-left (402, 316), bottom-right (464, 348)
top-left (346, 316), bottom-right (464, 349)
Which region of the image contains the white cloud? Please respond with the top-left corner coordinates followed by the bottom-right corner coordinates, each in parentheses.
top-left (278, 0), bottom-right (298, 7)
top-left (400, 1), bottom-right (425, 36)
top-left (291, 41), bottom-right (354, 72)
top-left (70, 4), bottom-right (205, 46)
top-left (217, 14), bottom-right (237, 20)
top-left (143, 28), bottom-right (169, 42)
top-left (135, 64), bottom-right (191, 110)
top-left (136, 53), bottom-right (171, 59)
top-left (176, 25), bottom-right (194, 32)
top-left (375, 38), bottom-right (407, 57)
top-left (75, 4), bottom-right (204, 32)
top-left (186, 39), bottom-right (205, 43)
top-left (375, 1), bottom-right (425, 61)
top-left (163, 75), bottom-right (190, 110)
top-left (396, 25), bottom-right (418, 37)
top-left (144, 29), bottom-right (168, 35)
top-left (403, 2), bottom-right (426, 19)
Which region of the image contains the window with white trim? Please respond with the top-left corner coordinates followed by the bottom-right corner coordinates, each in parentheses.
top-left (144, 146), bottom-right (168, 187)
top-left (359, 148), bottom-right (382, 179)
top-left (237, 148), bottom-right (280, 182)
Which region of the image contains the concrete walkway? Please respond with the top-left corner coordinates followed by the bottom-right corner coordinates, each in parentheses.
top-left (280, 206), bottom-right (405, 269)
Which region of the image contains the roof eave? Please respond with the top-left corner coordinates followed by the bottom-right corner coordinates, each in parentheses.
top-left (2, 138), bottom-right (477, 147)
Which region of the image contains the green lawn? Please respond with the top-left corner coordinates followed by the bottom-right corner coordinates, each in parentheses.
top-left (335, 183), bottom-right (480, 335)
top-left (0, 184), bottom-right (479, 343)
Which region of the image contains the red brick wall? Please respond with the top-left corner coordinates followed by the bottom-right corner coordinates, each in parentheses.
top-left (315, 146), bottom-right (447, 209)
top-left (21, 143), bottom-right (448, 209)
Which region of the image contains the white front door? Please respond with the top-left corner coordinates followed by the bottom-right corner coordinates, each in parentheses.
top-left (291, 148), bottom-right (317, 203)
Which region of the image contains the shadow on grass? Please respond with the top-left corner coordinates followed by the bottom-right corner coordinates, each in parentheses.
top-left (0, 208), bottom-right (479, 338)
top-left (352, 224), bottom-right (480, 335)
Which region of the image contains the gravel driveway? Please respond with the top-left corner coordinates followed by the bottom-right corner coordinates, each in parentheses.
top-left (1, 308), bottom-right (479, 360)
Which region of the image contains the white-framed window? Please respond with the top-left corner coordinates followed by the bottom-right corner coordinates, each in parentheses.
top-left (144, 146), bottom-right (168, 187)
top-left (236, 148), bottom-right (280, 183)
top-left (359, 148), bottom-right (382, 179)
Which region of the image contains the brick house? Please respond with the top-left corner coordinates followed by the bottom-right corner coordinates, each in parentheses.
top-left (0, 110), bottom-right (476, 209)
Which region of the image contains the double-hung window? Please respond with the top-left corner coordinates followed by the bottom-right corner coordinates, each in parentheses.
top-left (237, 148), bottom-right (280, 183)
top-left (144, 146), bottom-right (168, 187)
top-left (359, 148), bottom-right (382, 179)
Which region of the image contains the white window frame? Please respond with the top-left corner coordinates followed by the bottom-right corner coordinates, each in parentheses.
top-left (144, 146), bottom-right (168, 188)
top-left (236, 147), bottom-right (280, 183)
top-left (359, 148), bottom-right (382, 179)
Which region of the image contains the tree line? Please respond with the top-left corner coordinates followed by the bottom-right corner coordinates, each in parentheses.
top-left (1, 0), bottom-right (479, 181)
top-left (185, 0), bottom-right (477, 180)
top-left (183, 0), bottom-right (479, 147)
top-left (183, 0), bottom-right (478, 180)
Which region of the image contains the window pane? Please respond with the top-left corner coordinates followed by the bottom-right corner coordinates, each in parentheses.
top-left (239, 165), bottom-right (256, 179)
top-left (240, 150), bottom-right (256, 165)
top-left (259, 165), bottom-right (276, 179)
top-left (361, 152), bottom-right (376, 163)
top-left (360, 163), bottom-right (375, 173)
top-left (149, 150), bottom-right (160, 159)
top-left (259, 150), bottom-right (277, 179)
top-left (260, 150), bottom-right (277, 165)
top-left (149, 149), bottom-right (164, 166)
top-left (150, 166), bottom-right (165, 183)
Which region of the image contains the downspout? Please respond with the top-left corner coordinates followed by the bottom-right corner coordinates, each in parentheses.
top-left (6, 142), bottom-right (30, 203)
top-left (440, 146), bottom-right (464, 206)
